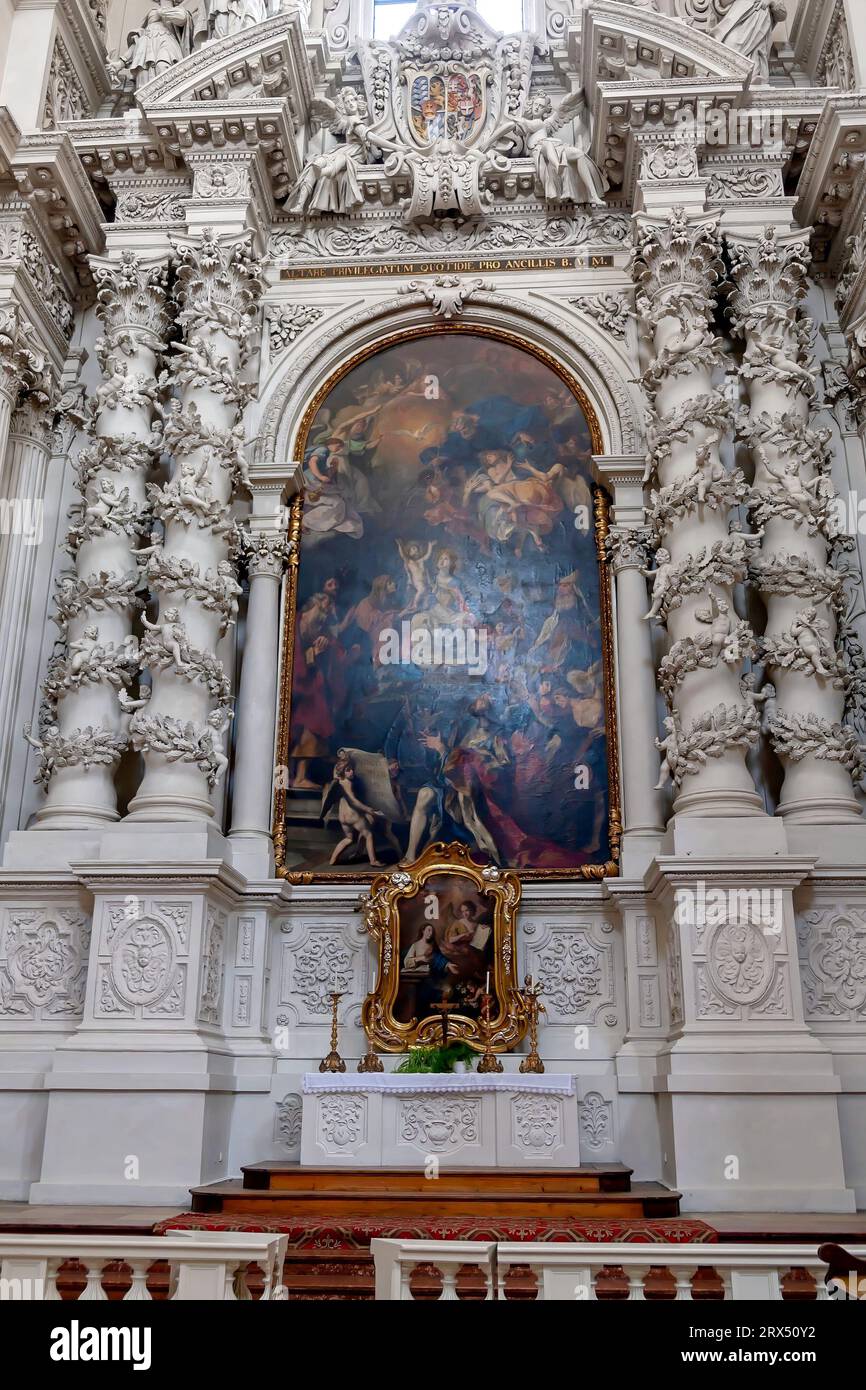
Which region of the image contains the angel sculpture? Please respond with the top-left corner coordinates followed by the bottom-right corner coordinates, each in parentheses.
top-left (790, 606), bottom-right (833, 677)
top-left (85, 478), bottom-right (131, 531)
top-left (654, 715), bottom-right (680, 791)
top-left (176, 458), bottom-right (213, 518)
top-left (695, 593), bottom-right (735, 663)
top-left (743, 306), bottom-right (813, 392)
top-left (198, 709), bottom-right (231, 787)
top-left (142, 607), bottom-right (191, 673)
top-left (497, 91), bottom-right (609, 207)
top-left (694, 444), bottom-right (728, 505)
top-left (68, 626), bottom-right (101, 677)
top-left (642, 546), bottom-right (674, 621)
top-left (288, 90), bottom-right (391, 216)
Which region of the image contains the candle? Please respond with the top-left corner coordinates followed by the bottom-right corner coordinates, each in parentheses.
top-left (485, 971), bottom-right (490, 995)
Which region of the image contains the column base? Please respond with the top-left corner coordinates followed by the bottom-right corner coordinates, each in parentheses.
top-left (228, 830), bottom-right (276, 880)
top-left (776, 795), bottom-right (864, 824)
top-left (125, 792), bottom-right (216, 821)
top-left (34, 805), bottom-right (119, 829)
top-left (660, 813), bottom-right (788, 857)
top-left (672, 788), bottom-right (765, 817)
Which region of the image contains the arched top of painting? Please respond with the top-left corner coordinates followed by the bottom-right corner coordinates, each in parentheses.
top-left (257, 300), bottom-right (640, 468)
top-left (295, 325), bottom-right (604, 467)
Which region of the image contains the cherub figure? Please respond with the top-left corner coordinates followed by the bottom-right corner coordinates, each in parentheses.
top-left (85, 478), bottom-right (130, 530)
top-left (177, 457), bottom-right (212, 517)
top-left (142, 606), bottom-right (191, 672)
top-left (744, 305), bottom-right (813, 390)
top-left (694, 444), bottom-right (728, 505)
top-left (497, 91), bottom-right (609, 206)
top-left (654, 714), bottom-right (680, 790)
top-left (696, 592), bottom-right (734, 663)
top-left (791, 606), bottom-right (832, 676)
top-left (199, 709), bottom-right (230, 786)
top-left (68, 625), bottom-right (100, 676)
top-left (397, 538), bottom-right (434, 612)
top-left (642, 546), bottom-right (674, 621)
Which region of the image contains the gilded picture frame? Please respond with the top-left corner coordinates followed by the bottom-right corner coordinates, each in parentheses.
top-left (359, 841), bottom-right (527, 1054)
top-left (271, 323), bottom-right (622, 882)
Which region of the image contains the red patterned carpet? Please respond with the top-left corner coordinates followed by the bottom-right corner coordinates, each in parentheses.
top-left (155, 1211), bottom-right (717, 1247)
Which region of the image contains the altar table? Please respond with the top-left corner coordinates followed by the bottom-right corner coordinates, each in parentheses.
top-left (300, 1071), bottom-right (581, 1167)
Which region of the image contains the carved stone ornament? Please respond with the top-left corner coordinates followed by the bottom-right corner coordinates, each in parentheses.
top-left (285, 4), bottom-right (607, 225)
top-left (399, 1098), bottom-right (479, 1151)
top-left (128, 710), bottom-right (231, 788)
top-left (359, 841), bottom-right (527, 1056)
top-left (275, 1093), bottom-right (303, 1150)
top-left (109, 917), bottom-right (177, 1007)
top-left (571, 292), bottom-right (630, 338)
top-left (398, 275), bottom-right (494, 319)
top-left (266, 303), bottom-right (324, 355)
top-left (707, 920), bottom-right (774, 1006)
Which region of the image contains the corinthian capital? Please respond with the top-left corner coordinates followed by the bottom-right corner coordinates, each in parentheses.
top-left (239, 528), bottom-right (295, 578)
top-left (91, 251), bottom-right (172, 350)
top-left (633, 206), bottom-right (723, 308)
top-left (727, 224), bottom-right (810, 329)
top-left (171, 227), bottom-right (265, 344)
top-left (605, 526), bottom-right (653, 573)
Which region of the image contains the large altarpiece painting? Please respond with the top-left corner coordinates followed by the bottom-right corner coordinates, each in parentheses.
top-left (274, 328), bottom-right (620, 880)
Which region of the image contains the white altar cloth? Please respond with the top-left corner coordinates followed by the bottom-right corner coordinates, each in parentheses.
top-left (303, 1072), bottom-right (575, 1096)
top-left (300, 1071), bottom-right (580, 1167)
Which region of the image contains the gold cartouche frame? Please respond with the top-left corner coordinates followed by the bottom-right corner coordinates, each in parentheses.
top-left (359, 841), bottom-right (527, 1054)
top-left (272, 323), bottom-right (622, 882)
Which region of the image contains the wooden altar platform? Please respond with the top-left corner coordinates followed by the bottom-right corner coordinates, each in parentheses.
top-left (188, 1161), bottom-right (682, 1220)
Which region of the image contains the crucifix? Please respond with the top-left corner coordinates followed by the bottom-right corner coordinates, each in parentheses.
top-left (431, 999), bottom-right (459, 1048)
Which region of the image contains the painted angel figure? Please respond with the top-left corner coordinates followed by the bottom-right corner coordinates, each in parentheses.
top-left (498, 91), bottom-right (609, 207)
top-left (397, 538), bottom-right (434, 613)
top-left (113, 5), bottom-right (194, 91)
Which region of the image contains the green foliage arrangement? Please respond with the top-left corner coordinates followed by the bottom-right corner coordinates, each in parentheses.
top-left (394, 1042), bottom-right (476, 1074)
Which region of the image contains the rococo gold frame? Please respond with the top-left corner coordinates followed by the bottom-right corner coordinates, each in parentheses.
top-left (359, 841), bottom-right (527, 1054)
top-left (272, 323), bottom-right (622, 881)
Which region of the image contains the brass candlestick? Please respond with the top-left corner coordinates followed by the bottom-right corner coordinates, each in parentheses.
top-left (319, 991), bottom-right (346, 1073)
top-left (357, 1045), bottom-right (383, 1073)
top-left (518, 974), bottom-right (546, 1074)
top-left (477, 991), bottom-right (503, 1073)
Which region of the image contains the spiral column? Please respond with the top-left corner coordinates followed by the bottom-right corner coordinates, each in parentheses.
top-left (634, 207), bottom-right (763, 817)
top-left (127, 229), bottom-right (264, 822)
top-left (33, 253), bottom-right (169, 827)
top-left (729, 226), bottom-right (864, 823)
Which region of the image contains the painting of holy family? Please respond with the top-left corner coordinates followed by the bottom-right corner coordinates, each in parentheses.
top-left (281, 329), bottom-right (614, 877)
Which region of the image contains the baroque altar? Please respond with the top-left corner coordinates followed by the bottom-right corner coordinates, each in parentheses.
top-left (300, 1071), bottom-right (580, 1167)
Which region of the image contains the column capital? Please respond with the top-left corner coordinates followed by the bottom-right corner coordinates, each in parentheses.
top-left (605, 526), bottom-right (653, 575)
top-left (239, 527), bottom-right (296, 580)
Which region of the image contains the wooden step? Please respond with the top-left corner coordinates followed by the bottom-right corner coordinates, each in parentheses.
top-left (190, 1178), bottom-right (680, 1220)
top-left (240, 1161), bottom-right (634, 1195)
